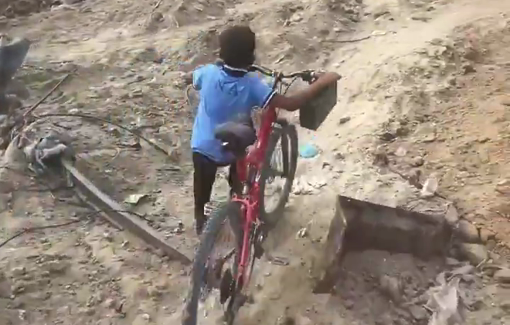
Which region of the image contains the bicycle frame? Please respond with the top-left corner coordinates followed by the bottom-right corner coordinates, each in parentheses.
top-left (230, 103), bottom-right (277, 286)
top-left (226, 65), bottom-right (308, 294)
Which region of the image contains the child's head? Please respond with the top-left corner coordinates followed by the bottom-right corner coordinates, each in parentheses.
top-left (219, 25), bottom-right (256, 69)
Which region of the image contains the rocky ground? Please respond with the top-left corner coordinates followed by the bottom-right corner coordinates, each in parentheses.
top-left (1, 0), bottom-right (510, 324)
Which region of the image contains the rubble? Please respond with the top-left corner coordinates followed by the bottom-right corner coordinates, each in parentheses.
top-left (0, 1), bottom-right (509, 325)
top-left (458, 243), bottom-right (488, 266)
top-left (456, 219), bottom-right (480, 243)
top-left (494, 268), bottom-right (510, 284)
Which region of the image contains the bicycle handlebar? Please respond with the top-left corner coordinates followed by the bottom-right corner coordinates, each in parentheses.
top-left (249, 65), bottom-right (316, 83)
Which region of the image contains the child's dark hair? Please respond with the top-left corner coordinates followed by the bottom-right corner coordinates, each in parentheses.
top-left (219, 25), bottom-right (256, 69)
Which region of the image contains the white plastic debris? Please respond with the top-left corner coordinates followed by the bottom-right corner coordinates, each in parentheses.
top-left (421, 174), bottom-right (439, 198)
top-left (426, 272), bottom-right (466, 325)
top-left (124, 193), bottom-right (147, 205)
top-left (296, 227), bottom-right (308, 238)
top-left (395, 146), bottom-right (407, 157)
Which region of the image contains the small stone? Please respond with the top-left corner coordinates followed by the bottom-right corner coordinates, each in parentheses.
top-left (276, 315), bottom-right (295, 325)
top-left (103, 298), bottom-right (116, 308)
top-left (501, 300), bottom-right (510, 312)
top-left (147, 286), bottom-right (163, 299)
top-left (445, 204), bottom-right (459, 226)
top-left (379, 275), bottom-right (401, 303)
top-left (10, 267), bottom-right (26, 277)
top-left (408, 305), bottom-right (428, 320)
top-left (129, 89), bottom-right (143, 98)
top-left (494, 268), bottom-right (510, 284)
top-left (103, 231), bottom-right (113, 241)
top-left (334, 152), bottom-right (344, 160)
top-left (459, 243), bottom-right (488, 265)
top-left (462, 63), bottom-right (476, 74)
top-left (456, 220), bottom-right (480, 243)
top-left (395, 146), bottom-right (407, 157)
top-left (496, 179), bottom-right (510, 194)
top-left (379, 131), bottom-right (396, 141)
top-left (480, 229), bottom-right (494, 243)
top-left (446, 257), bottom-right (460, 266)
top-left (344, 299), bottom-right (354, 309)
top-left (339, 116), bottom-right (351, 124)
top-left (45, 261), bottom-right (68, 275)
top-left (411, 156), bottom-right (424, 167)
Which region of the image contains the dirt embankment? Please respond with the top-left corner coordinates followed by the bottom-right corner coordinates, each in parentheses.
top-left (1, 0), bottom-right (510, 325)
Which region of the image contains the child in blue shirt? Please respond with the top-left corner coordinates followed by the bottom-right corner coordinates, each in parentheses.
top-left (186, 25), bottom-right (340, 235)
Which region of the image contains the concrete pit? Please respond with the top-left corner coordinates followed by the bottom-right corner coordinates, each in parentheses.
top-left (308, 196), bottom-right (470, 325)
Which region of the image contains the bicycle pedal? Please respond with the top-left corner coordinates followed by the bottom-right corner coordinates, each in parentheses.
top-left (219, 269), bottom-right (234, 304)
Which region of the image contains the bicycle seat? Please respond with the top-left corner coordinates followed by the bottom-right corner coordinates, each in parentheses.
top-left (214, 117), bottom-right (256, 157)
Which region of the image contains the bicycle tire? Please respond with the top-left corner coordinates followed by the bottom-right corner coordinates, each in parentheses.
top-left (182, 202), bottom-right (243, 325)
top-left (258, 120), bottom-right (298, 227)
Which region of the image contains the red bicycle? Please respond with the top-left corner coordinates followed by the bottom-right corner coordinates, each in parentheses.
top-left (182, 65), bottom-right (337, 325)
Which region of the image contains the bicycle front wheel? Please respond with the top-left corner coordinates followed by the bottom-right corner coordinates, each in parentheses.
top-left (182, 202), bottom-right (242, 325)
top-left (258, 121), bottom-right (298, 227)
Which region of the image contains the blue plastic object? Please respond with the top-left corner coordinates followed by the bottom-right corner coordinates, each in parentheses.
top-left (299, 143), bottom-right (319, 158)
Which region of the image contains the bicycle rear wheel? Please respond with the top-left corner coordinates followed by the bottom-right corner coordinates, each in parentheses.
top-left (182, 202), bottom-right (243, 325)
top-left (258, 121), bottom-right (298, 227)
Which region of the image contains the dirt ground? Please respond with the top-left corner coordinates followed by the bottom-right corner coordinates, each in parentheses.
top-left (2, 0), bottom-right (510, 324)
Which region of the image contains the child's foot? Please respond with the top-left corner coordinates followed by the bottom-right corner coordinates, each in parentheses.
top-left (204, 202), bottom-right (214, 217)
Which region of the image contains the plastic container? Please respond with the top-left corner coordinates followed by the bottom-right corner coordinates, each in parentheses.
top-left (299, 81), bottom-right (338, 131)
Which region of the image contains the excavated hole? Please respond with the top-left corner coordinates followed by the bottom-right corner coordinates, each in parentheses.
top-left (315, 196), bottom-right (452, 325)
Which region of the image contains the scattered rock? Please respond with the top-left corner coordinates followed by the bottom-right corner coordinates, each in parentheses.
top-left (408, 305), bottom-right (428, 320)
top-left (479, 229), bottom-right (494, 243)
top-left (462, 63), bottom-right (476, 74)
top-left (458, 243), bottom-right (488, 265)
top-left (373, 146), bottom-right (389, 167)
top-left (133, 47), bottom-right (163, 64)
top-left (379, 275), bottom-right (402, 303)
top-left (446, 257), bottom-right (461, 266)
top-left (103, 298), bottom-right (117, 309)
top-left (339, 116), bottom-right (351, 124)
top-left (276, 315), bottom-right (295, 325)
top-left (0, 272), bottom-right (12, 298)
top-left (379, 131), bottom-right (396, 141)
top-left (456, 220), bottom-right (480, 243)
top-left (500, 300), bottom-right (510, 312)
top-left (410, 156), bottom-right (424, 167)
top-left (395, 146), bottom-right (407, 157)
top-left (420, 174), bottom-right (438, 198)
top-left (296, 227), bottom-right (308, 238)
top-left (334, 151), bottom-right (344, 160)
top-left (44, 260), bottom-right (69, 275)
top-left (10, 267), bottom-right (26, 277)
top-left (495, 179), bottom-right (510, 194)
top-left (445, 204), bottom-right (459, 226)
top-left (501, 97), bottom-right (510, 106)
top-left (344, 299), bottom-right (354, 310)
top-left (494, 268), bottom-right (510, 284)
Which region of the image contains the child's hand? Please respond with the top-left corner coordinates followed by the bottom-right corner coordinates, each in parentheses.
top-left (181, 71), bottom-right (193, 85)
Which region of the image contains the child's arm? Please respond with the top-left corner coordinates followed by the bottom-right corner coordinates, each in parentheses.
top-left (270, 72), bottom-right (340, 112)
top-left (183, 72), bottom-right (193, 85)
top-left (182, 64), bottom-right (212, 88)
top-left (250, 72), bottom-right (340, 112)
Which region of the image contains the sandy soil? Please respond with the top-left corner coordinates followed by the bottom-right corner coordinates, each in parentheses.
top-left (1, 0), bottom-right (510, 324)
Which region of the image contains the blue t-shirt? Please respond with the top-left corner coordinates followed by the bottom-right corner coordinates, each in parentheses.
top-left (191, 64), bottom-right (275, 164)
